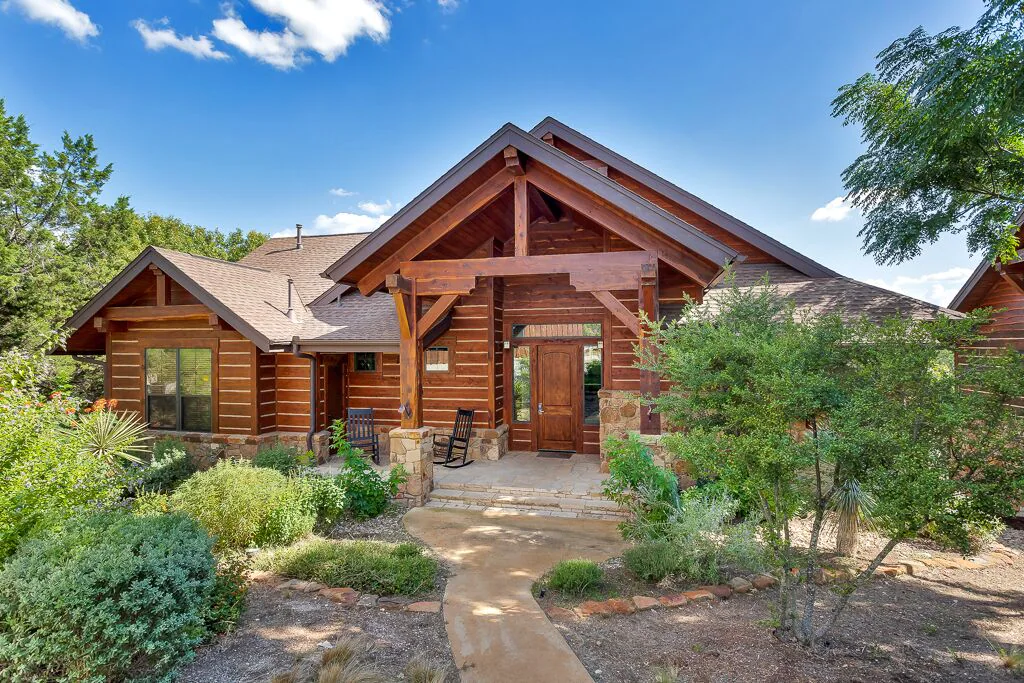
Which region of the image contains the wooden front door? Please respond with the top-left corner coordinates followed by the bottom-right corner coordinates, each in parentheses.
top-left (536, 344), bottom-right (580, 451)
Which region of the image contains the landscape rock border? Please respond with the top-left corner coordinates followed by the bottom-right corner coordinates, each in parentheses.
top-left (547, 543), bottom-right (1019, 621)
top-left (260, 574), bottom-right (442, 614)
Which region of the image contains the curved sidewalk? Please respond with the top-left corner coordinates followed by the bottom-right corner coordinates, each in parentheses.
top-left (404, 507), bottom-right (626, 683)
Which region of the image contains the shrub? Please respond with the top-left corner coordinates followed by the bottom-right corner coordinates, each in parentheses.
top-left (624, 540), bottom-right (678, 582)
top-left (205, 551), bottom-right (249, 636)
top-left (632, 490), bottom-right (767, 584)
top-left (297, 471), bottom-right (347, 528)
top-left (328, 420), bottom-right (407, 520)
top-left (602, 434), bottom-right (680, 537)
top-left (0, 511), bottom-right (217, 682)
top-left (131, 489), bottom-right (172, 516)
top-left (256, 537), bottom-right (437, 595)
top-left (548, 559), bottom-right (603, 596)
top-left (137, 438), bottom-right (196, 493)
top-left (253, 442), bottom-right (311, 475)
top-left (0, 370), bottom-right (128, 560)
top-left (171, 460), bottom-right (314, 548)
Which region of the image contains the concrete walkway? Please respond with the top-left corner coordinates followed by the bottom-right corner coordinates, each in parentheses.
top-left (404, 507), bottom-right (626, 683)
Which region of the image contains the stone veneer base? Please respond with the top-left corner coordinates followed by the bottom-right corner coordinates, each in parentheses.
top-left (146, 429), bottom-right (332, 468)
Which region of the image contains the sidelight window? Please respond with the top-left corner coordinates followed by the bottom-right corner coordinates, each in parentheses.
top-left (583, 344), bottom-right (602, 425)
top-left (145, 348), bottom-right (213, 432)
top-left (512, 346), bottom-right (531, 422)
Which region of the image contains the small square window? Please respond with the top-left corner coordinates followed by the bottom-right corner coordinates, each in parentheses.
top-left (425, 347), bottom-right (449, 372)
top-left (353, 352), bottom-right (377, 372)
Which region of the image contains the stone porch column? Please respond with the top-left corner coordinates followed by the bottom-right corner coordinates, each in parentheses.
top-left (389, 427), bottom-right (435, 506)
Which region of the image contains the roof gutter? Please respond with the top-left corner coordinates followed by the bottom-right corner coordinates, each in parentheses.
top-left (291, 337), bottom-right (317, 453)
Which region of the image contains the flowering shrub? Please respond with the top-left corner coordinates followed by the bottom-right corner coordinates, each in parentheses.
top-left (0, 347), bottom-right (131, 560)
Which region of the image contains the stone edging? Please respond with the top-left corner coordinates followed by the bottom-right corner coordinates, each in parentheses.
top-left (547, 544), bottom-right (1019, 621)
top-left (267, 575), bottom-right (441, 614)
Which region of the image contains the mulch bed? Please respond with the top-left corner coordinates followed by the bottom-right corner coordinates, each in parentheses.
top-left (544, 527), bottom-right (1024, 683)
top-left (177, 506), bottom-right (456, 682)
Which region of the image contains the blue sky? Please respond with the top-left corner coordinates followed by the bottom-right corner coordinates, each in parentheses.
top-left (0, 0), bottom-right (987, 304)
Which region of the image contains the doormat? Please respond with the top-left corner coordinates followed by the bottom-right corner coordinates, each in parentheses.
top-left (537, 450), bottom-right (574, 459)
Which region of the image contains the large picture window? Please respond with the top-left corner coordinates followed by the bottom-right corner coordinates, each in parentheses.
top-left (145, 348), bottom-right (213, 432)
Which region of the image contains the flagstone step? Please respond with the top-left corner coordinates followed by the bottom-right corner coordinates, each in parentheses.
top-left (427, 487), bottom-right (628, 519)
top-left (434, 480), bottom-right (610, 499)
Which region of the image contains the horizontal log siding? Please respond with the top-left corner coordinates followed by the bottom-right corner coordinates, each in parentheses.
top-left (971, 278), bottom-right (1024, 353)
top-left (345, 353), bottom-right (401, 431)
top-left (493, 278), bottom-right (505, 427)
top-left (275, 353), bottom-right (314, 433)
top-left (258, 352), bottom-right (277, 433)
top-left (422, 284), bottom-right (493, 428)
top-left (217, 337), bottom-right (256, 434)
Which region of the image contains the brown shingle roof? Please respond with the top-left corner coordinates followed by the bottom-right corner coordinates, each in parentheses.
top-left (240, 233), bottom-right (370, 302)
top-left (702, 264), bottom-right (961, 322)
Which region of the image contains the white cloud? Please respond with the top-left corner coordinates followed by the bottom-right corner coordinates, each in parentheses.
top-left (132, 18), bottom-right (229, 60)
top-left (329, 187), bottom-right (356, 197)
top-left (438, 0), bottom-right (459, 10)
top-left (212, 0), bottom-right (390, 69)
top-left (864, 266), bottom-right (974, 305)
top-left (811, 196), bottom-right (855, 222)
top-left (271, 211), bottom-right (390, 236)
top-left (4, 0), bottom-right (97, 42)
top-left (212, 10), bottom-right (306, 69)
top-left (357, 199), bottom-right (392, 215)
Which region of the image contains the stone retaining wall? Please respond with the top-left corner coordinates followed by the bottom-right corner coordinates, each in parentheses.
top-left (147, 429), bottom-right (332, 468)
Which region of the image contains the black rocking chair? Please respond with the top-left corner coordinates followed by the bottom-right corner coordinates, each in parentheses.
top-left (433, 408), bottom-right (475, 468)
top-left (346, 408), bottom-right (380, 464)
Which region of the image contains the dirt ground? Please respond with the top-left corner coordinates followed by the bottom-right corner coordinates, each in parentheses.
top-left (177, 506), bottom-right (457, 682)
top-left (550, 526), bottom-right (1024, 683)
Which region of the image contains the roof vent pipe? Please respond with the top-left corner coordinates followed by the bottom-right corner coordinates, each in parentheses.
top-left (295, 223), bottom-right (303, 249)
top-left (286, 278), bottom-right (298, 323)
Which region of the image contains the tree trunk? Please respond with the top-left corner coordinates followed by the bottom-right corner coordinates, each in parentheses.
top-left (835, 508), bottom-right (859, 557)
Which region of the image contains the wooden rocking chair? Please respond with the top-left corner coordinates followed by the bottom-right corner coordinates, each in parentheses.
top-left (433, 408), bottom-right (475, 468)
top-left (346, 408), bottom-right (380, 464)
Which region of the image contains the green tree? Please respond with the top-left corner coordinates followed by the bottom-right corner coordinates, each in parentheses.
top-left (0, 99), bottom-right (266, 395)
top-left (642, 277), bottom-right (1024, 646)
top-left (833, 0), bottom-right (1024, 264)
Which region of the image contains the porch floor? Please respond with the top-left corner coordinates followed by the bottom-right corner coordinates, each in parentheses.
top-left (434, 450), bottom-right (606, 496)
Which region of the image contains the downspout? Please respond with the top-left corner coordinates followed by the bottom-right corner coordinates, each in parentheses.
top-left (291, 337), bottom-right (317, 452)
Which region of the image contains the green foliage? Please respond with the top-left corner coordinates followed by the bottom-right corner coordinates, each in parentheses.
top-left (0, 100), bottom-right (266, 396)
top-left (0, 347), bottom-right (128, 560)
top-left (330, 418), bottom-right (407, 520)
top-left (296, 471), bottom-right (347, 529)
top-left (137, 438), bottom-right (196, 493)
top-left (0, 511), bottom-right (217, 682)
top-left (131, 489), bottom-right (172, 516)
top-left (547, 559), bottom-right (604, 596)
top-left (256, 537), bottom-right (437, 596)
top-left (832, 0), bottom-right (1024, 264)
top-left (70, 406), bottom-right (150, 465)
top-left (171, 460), bottom-right (314, 549)
top-left (205, 551), bottom-right (249, 636)
top-left (602, 433), bottom-right (680, 536)
top-left (643, 276), bottom-right (1024, 644)
top-left (623, 540), bottom-right (678, 582)
top-left (253, 442), bottom-right (311, 474)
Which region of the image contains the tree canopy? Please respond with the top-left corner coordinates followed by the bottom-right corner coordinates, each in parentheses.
top-left (643, 277), bottom-right (1024, 645)
top-left (0, 100), bottom-right (267, 378)
top-left (833, 0), bottom-right (1024, 265)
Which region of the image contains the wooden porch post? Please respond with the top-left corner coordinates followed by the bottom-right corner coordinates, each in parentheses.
top-left (638, 262), bottom-right (661, 435)
top-left (388, 274), bottom-right (422, 428)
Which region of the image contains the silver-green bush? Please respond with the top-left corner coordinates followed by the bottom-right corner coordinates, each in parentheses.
top-left (0, 511), bottom-right (217, 682)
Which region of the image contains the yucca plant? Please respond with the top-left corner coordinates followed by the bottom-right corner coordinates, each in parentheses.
top-left (73, 407), bottom-right (150, 465)
top-left (830, 478), bottom-right (876, 557)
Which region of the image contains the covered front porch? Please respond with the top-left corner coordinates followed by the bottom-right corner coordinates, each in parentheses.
top-left (429, 450), bottom-right (625, 519)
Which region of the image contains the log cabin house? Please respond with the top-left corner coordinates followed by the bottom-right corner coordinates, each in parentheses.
top-left (58, 118), bottom-right (955, 504)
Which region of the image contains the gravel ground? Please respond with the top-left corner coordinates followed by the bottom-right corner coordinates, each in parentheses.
top-left (552, 525), bottom-right (1024, 683)
top-left (177, 507), bottom-right (456, 682)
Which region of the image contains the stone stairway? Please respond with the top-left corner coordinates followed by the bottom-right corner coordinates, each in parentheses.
top-left (425, 480), bottom-right (628, 520)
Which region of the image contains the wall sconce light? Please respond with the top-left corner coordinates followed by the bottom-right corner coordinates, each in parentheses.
top-left (597, 341), bottom-right (604, 349)
top-left (502, 341), bottom-right (511, 350)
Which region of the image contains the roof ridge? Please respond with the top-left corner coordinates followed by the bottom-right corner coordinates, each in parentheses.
top-left (262, 232), bottom-right (374, 240)
top-left (151, 246), bottom-right (277, 275)
top-left (833, 274), bottom-right (958, 314)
